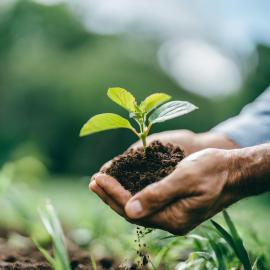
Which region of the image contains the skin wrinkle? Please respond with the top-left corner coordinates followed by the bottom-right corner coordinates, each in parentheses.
top-left (200, 152), bottom-right (232, 214)
top-left (91, 130), bottom-right (270, 235)
top-left (242, 145), bottom-right (270, 196)
top-left (228, 145), bottom-right (270, 197)
top-left (161, 204), bottom-right (187, 234)
top-left (223, 150), bottom-right (243, 199)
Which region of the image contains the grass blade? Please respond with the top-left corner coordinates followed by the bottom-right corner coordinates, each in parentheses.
top-left (90, 254), bottom-right (97, 270)
top-left (154, 238), bottom-right (180, 267)
top-left (222, 211), bottom-right (251, 270)
top-left (39, 201), bottom-right (71, 270)
top-left (208, 237), bottom-right (227, 270)
top-left (33, 238), bottom-right (55, 267)
top-left (211, 212), bottom-right (252, 270)
top-left (211, 220), bottom-right (236, 253)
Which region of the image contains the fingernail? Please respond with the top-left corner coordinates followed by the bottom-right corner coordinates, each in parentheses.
top-left (126, 200), bottom-right (143, 217)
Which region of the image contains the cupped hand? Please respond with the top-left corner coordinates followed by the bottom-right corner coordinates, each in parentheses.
top-left (129, 129), bottom-right (198, 155)
top-left (99, 130), bottom-right (198, 172)
top-left (99, 130), bottom-right (239, 172)
top-left (90, 148), bottom-right (241, 235)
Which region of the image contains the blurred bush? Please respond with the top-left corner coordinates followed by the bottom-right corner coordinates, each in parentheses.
top-left (0, 0), bottom-right (270, 175)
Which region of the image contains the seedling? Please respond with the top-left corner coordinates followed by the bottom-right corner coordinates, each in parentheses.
top-left (80, 87), bottom-right (198, 150)
top-left (34, 201), bottom-right (71, 270)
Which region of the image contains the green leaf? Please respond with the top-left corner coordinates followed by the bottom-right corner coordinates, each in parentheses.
top-left (38, 202), bottom-right (71, 270)
top-left (149, 101), bottom-right (198, 124)
top-left (90, 254), bottom-right (97, 270)
top-left (223, 211), bottom-right (252, 270)
top-left (80, 113), bottom-right (135, 137)
top-left (33, 238), bottom-right (56, 267)
top-left (208, 236), bottom-right (227, 270)
top-left (211, 220), bottom-right (237, 256)
top-left (211, 218), bottom-right (252, 270)
top-left (107, 87), bottom-right (136, 112)
top-left (154, 238), bottom-right (181, 268)
top-left (139, 93), bottom-right (171, 113)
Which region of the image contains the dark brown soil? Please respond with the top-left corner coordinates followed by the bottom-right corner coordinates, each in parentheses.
top-left (0, 228), bottom-right (118, 270)
top-left (0, 242), bottom-right (115, 270)
top-left (104, 141), bottom-right (185, 194)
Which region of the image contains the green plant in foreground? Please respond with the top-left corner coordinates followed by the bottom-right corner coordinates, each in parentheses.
top-left (152, 210), bottom-right (266, 270)
top-left (211, 210), bottom-right (252, 270)
top-left (34, 201), bottom-right (71, 270)
top-left (80, 87), bottom-right (198, 149)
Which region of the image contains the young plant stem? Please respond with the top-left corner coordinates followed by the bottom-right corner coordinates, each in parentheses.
top-left (141, 133), bottom-right (147, 150)
top-left (134, 113), bottom-right (149, 152)
top-left (141, 123), bottom-right (152, 152)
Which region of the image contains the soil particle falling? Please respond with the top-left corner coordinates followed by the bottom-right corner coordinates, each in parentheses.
top-left (104, 141), bottom-right (185, 194)
top-left (104, 141), bottom-right (185, 269)
top-left (133, 226), bottom-right (154, 269)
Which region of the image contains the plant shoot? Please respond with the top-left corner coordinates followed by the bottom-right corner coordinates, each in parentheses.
top-left (80, 87), bottom-right (198, 150)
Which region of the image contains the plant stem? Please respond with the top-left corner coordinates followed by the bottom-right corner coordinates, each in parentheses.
top-left (141, 133), bottom-right (147, 150)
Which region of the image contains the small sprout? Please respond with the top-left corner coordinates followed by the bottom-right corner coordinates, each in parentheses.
top-left (80, 87), bottom-right (198, 151)
top-left (90, 254), bottom-right (97, 270)
top-left (34, 201), bottom-right (71, 270)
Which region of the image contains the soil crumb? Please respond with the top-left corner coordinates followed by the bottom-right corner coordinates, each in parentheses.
top-left (104, 141), bottom-right (185, 194)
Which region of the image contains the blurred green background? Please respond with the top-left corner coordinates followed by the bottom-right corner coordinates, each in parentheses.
top-left (1, 0), bottom-right (270, 266)
top-left (1, 0), bottom-right (270, 175)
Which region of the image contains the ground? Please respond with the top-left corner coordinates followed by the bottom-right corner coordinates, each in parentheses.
top-left (0, 177), bottom-right (270, 268)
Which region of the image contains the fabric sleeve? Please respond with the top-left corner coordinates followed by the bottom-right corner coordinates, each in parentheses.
top-left (212, 87), bottom-right (270, 147)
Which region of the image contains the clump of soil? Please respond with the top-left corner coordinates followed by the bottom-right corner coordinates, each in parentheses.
top-left (104, 141), bottom-right (185, 194)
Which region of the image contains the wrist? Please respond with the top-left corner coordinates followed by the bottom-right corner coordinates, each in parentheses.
top-left (226, 144), bottom-right (270, 199)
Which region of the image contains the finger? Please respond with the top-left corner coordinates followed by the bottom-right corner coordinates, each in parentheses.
top-left (94, 173), bottom-right (132, 206)
top-left (100, 160), bottom-right (113, 172)
top-left (130, 200), bottom-right (197, 235)
top-left (124, 166), bottom-right (193, 219)
top-left (89, 180), bottom-right (125, 217)
top-left (90, 179), bottom-right (165, 227)
top-left (128, 140), bottom-right (143, 150)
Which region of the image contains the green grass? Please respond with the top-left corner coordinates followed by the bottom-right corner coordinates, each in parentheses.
top-left (34, 201), bottom-right (71, 270)
top-left (1, 176), bottom-right (270, 268)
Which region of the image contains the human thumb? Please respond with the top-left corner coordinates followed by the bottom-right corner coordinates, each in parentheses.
top-left (125, 171), bottom-right (182, 219)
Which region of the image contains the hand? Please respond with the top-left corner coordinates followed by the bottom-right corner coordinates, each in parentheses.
top-left (130, 130), bottom-right (238, 155)
top-left (90, 148), bottom-right (242, 235)
top-left (100, 130), bottom-right (239, 171)
top-left (129, 129), bottom-right (198, 156)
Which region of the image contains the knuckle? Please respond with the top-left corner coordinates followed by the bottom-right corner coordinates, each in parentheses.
top-left (168, 216), bottom-right (195, 235)
top-left (163, 205), bottom-right (193, 235)
top-left (196, 181), bottom-right (209, 195)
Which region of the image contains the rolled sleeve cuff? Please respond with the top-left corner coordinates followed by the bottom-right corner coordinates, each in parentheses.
top-left (212, 114), bottom-right (270, 147)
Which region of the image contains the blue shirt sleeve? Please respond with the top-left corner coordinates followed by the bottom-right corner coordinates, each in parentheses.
top-left (212, 87), bottom-right (270, 147)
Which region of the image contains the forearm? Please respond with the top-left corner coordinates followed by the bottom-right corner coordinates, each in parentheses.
top-left (228, 143), bottom-right (270, 198)
top-left (191, 132), bottom-right (240, 153)
top-left (212, 87), bottom-right (270, 148)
